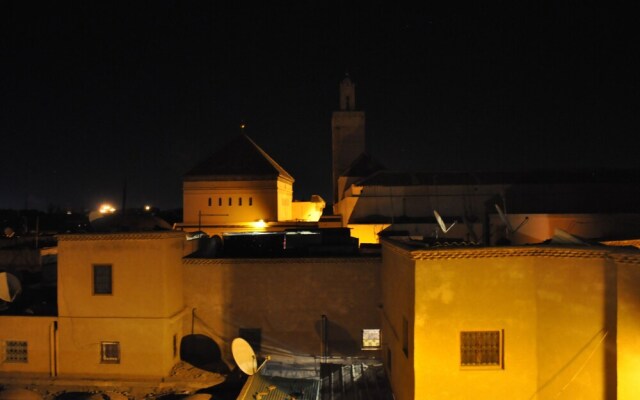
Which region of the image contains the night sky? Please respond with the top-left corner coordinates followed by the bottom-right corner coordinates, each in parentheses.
top-left (1, 1), bottom-right (637, 212)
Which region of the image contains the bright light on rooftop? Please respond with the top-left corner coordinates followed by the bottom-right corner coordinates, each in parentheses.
top-left (99, 203), bottom-right (116, 214)
top-left (252, 219), bottom-right (267, 229)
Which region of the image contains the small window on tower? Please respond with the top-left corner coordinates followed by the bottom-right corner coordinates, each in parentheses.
top-left (208, 198), bottom-right (212, 207)
top-left (239, 197), bottom-right (242, 206)
top-left (228, 197), bottom-right (232, 206)
top-left (249, 197), bottom-right (253, 206)
top-left (218, 198), bottom-right (222, 206)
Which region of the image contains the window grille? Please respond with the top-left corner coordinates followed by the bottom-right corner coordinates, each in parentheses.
top-left (4, 341), bottom-right (27, 363)
top-left (460, 330), bottom-right (503, 367)
top-left (101, 341), bottom-right (120, 363)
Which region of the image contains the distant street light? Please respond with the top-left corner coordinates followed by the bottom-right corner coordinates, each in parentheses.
top-left (99, 203), bottom-right (116, 214)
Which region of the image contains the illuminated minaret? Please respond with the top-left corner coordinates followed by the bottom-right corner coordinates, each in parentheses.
top-left (332, 74), bottom-right (365, 203)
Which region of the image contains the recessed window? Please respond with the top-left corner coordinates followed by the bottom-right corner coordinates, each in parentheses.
top-left (362, 329), bottom-right (381, 350)
top-left (218, 197), bottom-right (222, 206)
top-left (228, 197), bottom-right (232, 206)
top-left (173, 335), bottom-right (177, 358)
top-left (101, 341), bottom-right (120, 363)
top-left (4, 341), bottom-right (28, 363)
top-left (93, 264), bottom-right (112, 295)
top-left (249, 197), bottom-right (253, 206)
top-left (239, 197), bottom-right (242, 206)
top-left (208, 197), bottom-right (212, 207)
top-left (460, 330), bottom-right (503, 368)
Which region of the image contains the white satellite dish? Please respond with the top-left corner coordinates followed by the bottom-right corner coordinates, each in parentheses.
top-left (0, 272), bottom-right (21, 303)
top-left (494, 204), bottom-right (528, 234)
top-left (231, 337), bottom-right (270, 376)
top-left (433, 210), bottom-right (456, 234)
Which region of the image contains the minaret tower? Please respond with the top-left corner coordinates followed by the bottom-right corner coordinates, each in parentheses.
top-left (331, 74), bottom-right (365, 203)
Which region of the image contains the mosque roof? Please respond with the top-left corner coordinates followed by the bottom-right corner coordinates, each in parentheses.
top-left (184, 134), bottom-right (294, 182)
top-left (355, 168), bottom-right (640, 187)
top-left (340, 152), bottom-right (387, 177)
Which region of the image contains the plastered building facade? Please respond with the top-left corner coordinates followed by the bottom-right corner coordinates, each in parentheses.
top-left (183, 256), bottom-right (381, 365)
top-left (0, 232), bottom-right (186, 379)
top-left (381, 239), bottom-right (640, 400)
top-left (330, 77), bottom-right (640, 246)
top-left (180, 133), bottom-right (325, 237)
top-left (3, 221), bottom-right (640, 399)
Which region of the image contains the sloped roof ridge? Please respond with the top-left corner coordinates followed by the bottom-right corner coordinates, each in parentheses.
top-left (341, 152), bottom-right (387, 177)
top-left (184, 133), bottom-right (294, 181)
top-left (243, 134), bottom-right (294, 181)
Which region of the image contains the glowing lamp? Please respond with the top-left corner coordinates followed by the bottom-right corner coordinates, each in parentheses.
top-left (252, 219), bottom-right (267, 229)
top-left (99, 203), bottom-right (116, 214)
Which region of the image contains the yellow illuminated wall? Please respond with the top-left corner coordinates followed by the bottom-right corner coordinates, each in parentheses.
top-left (617, 259), bottom-right (640, 399)
top-left (183, 177), bottom-right (293, 228)
top-left (55, 232), bottom-right (186, 378)
top-left (0, 316), bottom-right (57, 375)
top-left (183, 257), bottom-right (381, 364)
top-left (381, 241), bottom-right (640, 400)
top-left (380, 242), bottom-right (415, 400)
top-left (291, 196), bottom-right (326, 222)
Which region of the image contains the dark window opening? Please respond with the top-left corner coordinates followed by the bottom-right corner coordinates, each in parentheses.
top-left (93, 264), bottom-right (112, 295)
top-left (101, 341), bottom-right (120, 363)
top-left (402, 317), bottom-right (409, 357)
top-left (239, 328), bottom-right (262, 353)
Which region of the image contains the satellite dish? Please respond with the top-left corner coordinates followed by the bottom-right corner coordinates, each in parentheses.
top-left (231, 337), bottom-right (272, 376)
top-left (433, 210), bottom-right (456, 234)
top-left (0, 272), bottom-right (21, 303)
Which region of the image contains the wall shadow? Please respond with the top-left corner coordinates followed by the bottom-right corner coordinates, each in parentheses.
top-left (180, 333), bottom-right (230, 374)
top-left (314, 316), bottom-right (359, 356)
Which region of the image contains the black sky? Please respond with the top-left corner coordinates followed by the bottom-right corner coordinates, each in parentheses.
top-left (1, 1), bottom-right (638, 211)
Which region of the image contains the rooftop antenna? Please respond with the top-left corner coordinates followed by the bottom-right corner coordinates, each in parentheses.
top-left (231, 337), bottom-right (270, 376)
top-left (433, 210), bottom-right (456, 238)
top-left (494, 203), bottom-right (528, 235)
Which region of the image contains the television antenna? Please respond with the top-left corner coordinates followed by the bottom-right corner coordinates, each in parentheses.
top-left (494, 203), bottom-right (528, 235)
top-left (433, 210), bottom-right (456, 238)
top-left (231, 337), bottom-right (270, 376)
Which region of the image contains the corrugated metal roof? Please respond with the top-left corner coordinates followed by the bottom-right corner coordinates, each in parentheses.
top-left (237, 374), bottom-right (320, 400)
